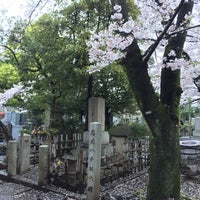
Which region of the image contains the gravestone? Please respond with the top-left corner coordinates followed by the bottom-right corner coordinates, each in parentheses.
top-left (88, 97), bottom-right (105, 131)
top-left (83, 97), bottom-right (109, 145)
top-left (110, 125), bottom-right (132, 153)
top-left (17, 133), bottom-right (31, 174)
top-left (193, 117), bottom-right (200, 137)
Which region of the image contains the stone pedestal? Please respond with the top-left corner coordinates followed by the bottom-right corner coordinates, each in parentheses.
top-left (17, 133), bottom-right (31, 174)
top-left (7, 140), bottom-right (18, 176)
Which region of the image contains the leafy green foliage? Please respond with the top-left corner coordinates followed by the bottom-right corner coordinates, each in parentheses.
top-left (3, 0), bottom-right (139, 133)
top-left (129, 122), bottom-right (151, 138)
top-left (93, 64), bottom-right (138, 116)
top-left (0, 63), bottom-right (20, 92)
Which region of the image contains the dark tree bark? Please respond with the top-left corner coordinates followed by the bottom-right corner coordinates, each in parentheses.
top-left (121, 1), bottom-right (194, 199)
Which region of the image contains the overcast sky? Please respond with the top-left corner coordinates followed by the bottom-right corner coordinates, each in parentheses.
top-left (0, 0), bottom-right (56, 19)
top-left (0, 0), bottom-right (26, 16)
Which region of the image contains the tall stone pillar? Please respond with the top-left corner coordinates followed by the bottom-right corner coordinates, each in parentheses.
top-left (38, 145), bottom-right (49, 186)
top-left (17, 133), bottom-right (31, 174)
top-left (87, 122), bottom-right (102, 200)
top-left (7, 140), bottom-right (18, 176)
top-left (88, 97), bottom-right (105, 131)
top-left (84, 97), bottom-right (109, 145)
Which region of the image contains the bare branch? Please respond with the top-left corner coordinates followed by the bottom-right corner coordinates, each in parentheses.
top-left (25, 0), bottom-right (50, 28)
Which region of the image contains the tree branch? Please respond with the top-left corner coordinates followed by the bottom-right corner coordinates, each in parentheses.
top-left (22, 55), bottom-right (42, 72)
top-left (165, 24), bottom-right (200, 39)
top-left (0, 45), bottom-right (19, 67)
top-left (143, 0), bottom-right (186, 63)
top-left (25, 0), bottom-right (49, 28)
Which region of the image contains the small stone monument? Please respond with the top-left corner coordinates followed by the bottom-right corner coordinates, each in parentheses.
top-left (110, 125), bottom-right (133, 153)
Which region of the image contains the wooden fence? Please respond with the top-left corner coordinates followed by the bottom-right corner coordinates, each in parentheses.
top-left (30, 133), bottom-right (83, 165)
top-left (29, 134), bottom-right (149, 189)
top-left (49, 138), bottom-right (149, 188)
top-left (0, 144), bottom-right (6, 156)
top-left (100, 139), bottom-right (149, 184)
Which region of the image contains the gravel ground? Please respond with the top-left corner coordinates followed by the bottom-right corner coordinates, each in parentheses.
top-left (0, 166), bottom-right (200, 200)
top-left (0, 181), bottom-right (66, 200)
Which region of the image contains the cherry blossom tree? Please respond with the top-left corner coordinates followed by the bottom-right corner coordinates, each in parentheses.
top-left (87, 0), bottom-right (200, 199)
top-left (0, 84), bottom-right (24, 142)
top-left (0, 84), bottom-right (23, 108)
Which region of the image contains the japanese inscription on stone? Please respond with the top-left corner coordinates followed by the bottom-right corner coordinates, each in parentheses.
top-left (87, 122), bottom-right (102, 200)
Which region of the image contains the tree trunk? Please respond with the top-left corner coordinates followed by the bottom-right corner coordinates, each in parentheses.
top-left (123, 40), bottom-right (181, 199)
top-left (121, 1), bottom-right (194, 199)
top-left (147, 108), bottom-right (180, 200)
top-left (124, 40), bottom-right (181, 200)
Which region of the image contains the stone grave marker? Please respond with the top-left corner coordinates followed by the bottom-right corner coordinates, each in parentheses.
top-left (17, 133), bottom-right (31, 174)
top-left (83, 97), bottom-right (109, 145)
top-left (87, 122), bottom-right (102, 200)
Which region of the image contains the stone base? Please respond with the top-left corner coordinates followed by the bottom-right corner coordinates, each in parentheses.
top-left (83, 131), bottom-right (110, 145)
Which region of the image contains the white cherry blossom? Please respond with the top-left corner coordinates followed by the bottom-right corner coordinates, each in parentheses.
top-left (87, 0), bottom-right (200, 105)
top-left (0, 84), bottom-right (24, 108)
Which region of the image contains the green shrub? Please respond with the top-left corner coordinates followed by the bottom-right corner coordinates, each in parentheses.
top-left (129, 122), bottom-right (151, 139)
